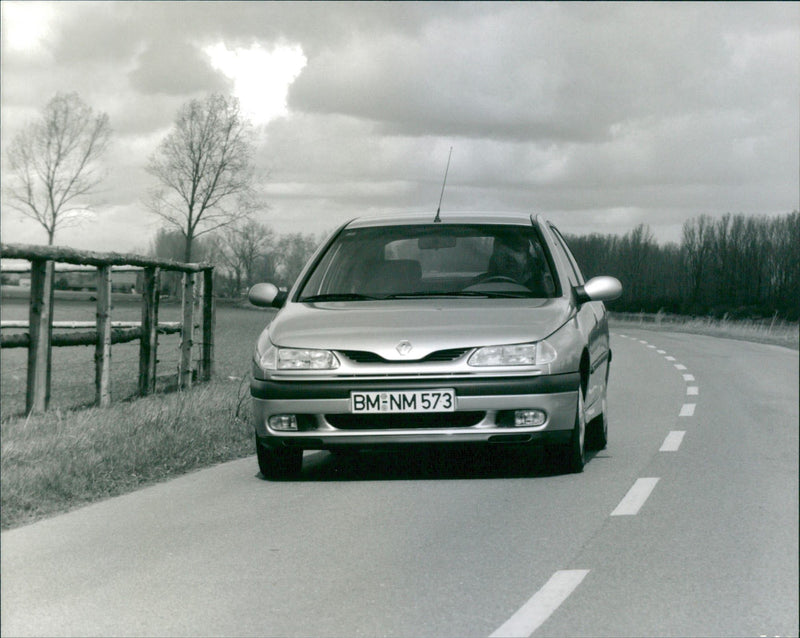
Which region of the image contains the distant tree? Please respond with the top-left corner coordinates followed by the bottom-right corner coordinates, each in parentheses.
top-left (150, 227), bottom-right (213, 296)
top-left (5, 92), bottom-right (111, 244)
top-left (566, 224), bottom-right (680, 313)
top-left (567, 211), bottom-right (798, 319)
top-left (151, 227), bottom-right (213, 261)
top-left (681, 214), bottom-right (714, 307)
top-left (701, 212), bottom-right (800, 319)
top-left (212, 220), bottom-right (275, 296)
top-left (273, 232), bottom-right (320, 288)
top-left (145, 93), bottom-right (262, 262)
top-left (768, 211), bottom-right (800, 318)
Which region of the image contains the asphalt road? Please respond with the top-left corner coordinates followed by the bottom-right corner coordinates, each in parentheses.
top-left (2, 330), bottom-right (797, 637)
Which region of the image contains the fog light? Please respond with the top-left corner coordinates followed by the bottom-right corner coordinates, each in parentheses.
top-left (514, 410), bottom-right (546, 427)
top-left (269, 415), bottom-right (299, 431)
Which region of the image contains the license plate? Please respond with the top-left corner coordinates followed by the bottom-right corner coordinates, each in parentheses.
top-left (350, 389), bottom-right (456, 413)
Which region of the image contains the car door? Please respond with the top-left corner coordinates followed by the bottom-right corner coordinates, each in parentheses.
top-left (547, 224), bottom-right (609, 414)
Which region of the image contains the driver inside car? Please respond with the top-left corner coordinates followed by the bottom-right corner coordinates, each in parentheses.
top-left (489, 235), bottom-right (532, 282)
top-left (473, 234), bottom-right (554, 297)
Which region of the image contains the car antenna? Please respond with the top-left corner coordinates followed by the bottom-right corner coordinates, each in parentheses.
top-left (434, 146), bottom-right (452, 223)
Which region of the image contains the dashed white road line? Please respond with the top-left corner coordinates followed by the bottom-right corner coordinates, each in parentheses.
top-left (679, 403), bottom-right (696, 417)
top-left (499, 334), bottom-right (699, 636)
top-left (611, 478), bottom-right (660, 516)
top-left (660, 431), bottom-right (686, 452)
top-left (489, 570), bottom-right (590, 638)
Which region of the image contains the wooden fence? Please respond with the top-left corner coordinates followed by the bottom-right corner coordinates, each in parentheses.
top-left (1, 243), bottom-right (215, 414)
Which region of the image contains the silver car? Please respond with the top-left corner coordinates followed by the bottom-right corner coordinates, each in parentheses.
top-left (248, 212), bottom-right (621, 479)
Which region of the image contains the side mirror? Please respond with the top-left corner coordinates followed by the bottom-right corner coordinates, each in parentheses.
top-left (574, 276), bottom-right (622, 305)
top-left (248, 283), bottom-right (287, 308)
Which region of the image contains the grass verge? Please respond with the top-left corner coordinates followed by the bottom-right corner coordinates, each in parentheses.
top-left (1, 376), bottom-right (254, 530)
top-left (609, 314), bottom-right (798, 350)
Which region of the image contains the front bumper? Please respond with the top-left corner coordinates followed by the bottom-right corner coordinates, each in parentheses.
top-left (251, 373), bottom-right (580, 450)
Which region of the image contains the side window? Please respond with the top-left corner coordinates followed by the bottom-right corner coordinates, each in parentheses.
top-left (549, 225), bottom-right (585, 285)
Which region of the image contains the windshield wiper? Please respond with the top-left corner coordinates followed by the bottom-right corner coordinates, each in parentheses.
top-left (385, 291), bottom-right (535, 299)
top-left (299, 293), bottom-right (380, 302)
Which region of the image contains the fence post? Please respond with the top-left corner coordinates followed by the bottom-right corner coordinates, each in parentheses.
top-left (179, 271), bottom-right (195, 389)
top-left (200, 268), bottom-right (215, 382)
top-left (26, 259), bottom-right (53, 414)
top-left (194, 272), bottom-right (203, 377)
top-left (95, 265), bottom-right (112, 407)
top-left (138, 267), bottom-right (160, 395)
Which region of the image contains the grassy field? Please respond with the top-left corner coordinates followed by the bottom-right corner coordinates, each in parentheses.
top-left (609, 312), bottom-right (798, 350)
top-left (1, 299), bottom-right (796, 530)
top-left (1, 298), bottom-right (276, 529)
top-left (1, 296), bottom-right (274, 418)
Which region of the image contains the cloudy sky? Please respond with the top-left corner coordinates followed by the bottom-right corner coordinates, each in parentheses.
top-left (1, 1), bottom-right (798, 254)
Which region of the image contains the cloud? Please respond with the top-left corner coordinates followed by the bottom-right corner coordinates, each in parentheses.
top-left (287, 2), bottom-right (798, 147)
top-left (129, 38), bottom-right (231, 96)
top-left (1, 1), bottom-right (797, 254)
top-left (204, 42), bottom-right (306, 125)
top-left (1, 1), bottom-right (55, 57)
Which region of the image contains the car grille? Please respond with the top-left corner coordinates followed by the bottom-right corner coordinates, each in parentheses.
top-left (325, 411), bottom-right (486, 430)
top-left (340, 347), bottom-right (471, 364)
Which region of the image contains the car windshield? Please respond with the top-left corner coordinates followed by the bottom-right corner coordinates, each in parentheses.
top-left (297, 223), bottom-right (559, 301)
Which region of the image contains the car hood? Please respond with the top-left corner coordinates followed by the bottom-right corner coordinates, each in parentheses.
top-left (264, 298), bottom-right (574, 360)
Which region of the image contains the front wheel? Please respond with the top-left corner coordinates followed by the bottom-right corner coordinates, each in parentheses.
top-left (586, 394), bottom-right (608, 451)
top-left (549, 391), bottom-right (585, 474)
top-left (256, 435), bottom-right (303, 480)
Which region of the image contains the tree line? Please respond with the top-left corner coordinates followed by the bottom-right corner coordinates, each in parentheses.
top-left (150, 226), bottom-right (320, 298)
top-left (156, 209), bottom-right (799, 324)
top-left (565, 211), bottom-right (799, 320)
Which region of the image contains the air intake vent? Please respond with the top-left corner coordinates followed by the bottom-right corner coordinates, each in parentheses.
top-left (340, 347), bottom-right (471, 364)
top-left (340, 350), bottom-right (384, 363)
top-left (422, 348), bottom-right (471, 362)
top-left (326, 412), bottom-right (486, 429)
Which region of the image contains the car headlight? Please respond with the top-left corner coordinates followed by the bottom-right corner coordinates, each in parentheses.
top-left (468, 340), bottom-right (557, 367)
top-left (258, 342), bottom-right (340, 370)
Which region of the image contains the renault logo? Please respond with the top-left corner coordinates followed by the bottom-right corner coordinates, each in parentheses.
top-left (396, 340), bottom-right (413, 356)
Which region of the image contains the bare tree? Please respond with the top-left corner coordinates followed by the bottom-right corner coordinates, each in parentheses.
top-left (682, 214), bottom-right (713, 306)
top-left (146, 93), bottom-right (262, 262)
top-left (150, 227), bottom-right (213, 296)
top-left (213, 220), bottom-right (275, 295)
top-left (5, 92), bottom-right (111, 244)
top-left (566, 212), bottom-right (798, 319)
top-left (273, 232), bottom-right (320, 288)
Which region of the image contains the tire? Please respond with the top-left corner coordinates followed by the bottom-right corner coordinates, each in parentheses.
top-left (256, 435), bottom-right (303, 480)
top-left (549, 390), bottom-right (585, 474)
top-left (586, 394), bottom-right (608, 451)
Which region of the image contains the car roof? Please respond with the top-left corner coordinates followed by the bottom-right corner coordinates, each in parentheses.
top-left (345, 211), bottom-right (543, 229)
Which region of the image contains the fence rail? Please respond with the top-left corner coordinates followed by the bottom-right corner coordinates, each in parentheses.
top-left (1, 243), bottom-right (213, 271)
top-left (1, 323), bottom-right (182, 348)
top-left (1, 242), bottom-right (215, 414)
